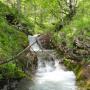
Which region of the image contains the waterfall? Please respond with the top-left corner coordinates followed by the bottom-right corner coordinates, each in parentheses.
top-left (17, 35), bottom-right (77, 90)
top-left (28, 35), bottom-right (41, 51)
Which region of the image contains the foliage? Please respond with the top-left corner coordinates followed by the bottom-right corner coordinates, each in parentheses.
top-left (0, 1), bottom-right (29, 60)
top-left (0, 0), bottom-right (90, 89)
top-left (51, 0), bottom-right (90, 88)
top-left (0, 1), bottom-right (28, 80)
top-left (0, 63), bottom-right (25, 79)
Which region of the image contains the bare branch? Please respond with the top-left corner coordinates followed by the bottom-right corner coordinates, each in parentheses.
top-left (57, 0), bottom-right (63, 9)
top-left (50, 10), bottom-right (59, 19)
top-left (0, 41), bottom-right (37, 65)
top-left (63, 0), bottom-right (68, 6)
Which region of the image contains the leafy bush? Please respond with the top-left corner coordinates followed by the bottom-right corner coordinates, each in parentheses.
top-left (0, 63), bottom-right (25, 79)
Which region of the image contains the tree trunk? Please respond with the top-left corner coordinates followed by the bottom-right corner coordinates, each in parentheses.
top-left (17, 0), bottom-right (21, 15)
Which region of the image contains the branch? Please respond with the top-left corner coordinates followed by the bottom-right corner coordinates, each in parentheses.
top-left (0, 41), bottom-right (36, 65)
top-left (75, 0), bottom-right (78, 7)
top-left (50, 10), bottom-right (59, 19)
top-left (63, 0), bottom-right (68, 6)
top-left (57, 0), bottom-right (63, 9)
top-left (59, 11), bottom-right (68, 15)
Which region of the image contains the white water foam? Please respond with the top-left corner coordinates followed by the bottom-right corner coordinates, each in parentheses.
top-left (17, 35), bottom-right (77, 90)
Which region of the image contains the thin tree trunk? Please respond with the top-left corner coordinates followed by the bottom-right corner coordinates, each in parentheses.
top-left (17, 0), bottom-right (21, 15)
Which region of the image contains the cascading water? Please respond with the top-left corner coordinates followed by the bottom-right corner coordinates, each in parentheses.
top-left (17, 35), bottom-right (77, 90)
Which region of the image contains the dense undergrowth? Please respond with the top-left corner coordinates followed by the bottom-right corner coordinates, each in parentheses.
top-left (52, 0), bottom-right (90, 89)
top-left (0, 0), bottom-right (90, 89)
top-left (0, 1), bottom-right (33, 80)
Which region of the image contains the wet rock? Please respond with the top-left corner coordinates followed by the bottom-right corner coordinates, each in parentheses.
top-left (0, 80), bottom-right (18, 90)
top-left (82, 64), bottom-right (90, 80)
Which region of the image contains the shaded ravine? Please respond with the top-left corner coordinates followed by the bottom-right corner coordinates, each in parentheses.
top-left (16, 35), bottom-right (77, 90)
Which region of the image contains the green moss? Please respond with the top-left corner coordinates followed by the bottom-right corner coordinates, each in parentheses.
top-left (53, 3), bottom-right (90, 83)
top-left (52, 0), bottom-right (90, 48)
top-left (0, 63), bottom-right (25, 79)
top-left (0, 1), bottom-right (29, 80)
top-left (0, 1), bottom-right (29, 60)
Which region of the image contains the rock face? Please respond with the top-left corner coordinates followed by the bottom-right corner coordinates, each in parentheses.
top-left (5, 13), bottom-right (32, 35)
top-left (26, 52), bottom-right (38, 70)
top-left (82, 64), bottom-right (90, 80)
top-left (37, 33), bottom-right (54, 49)
top-left (18, 49), bottom-right (38, 72)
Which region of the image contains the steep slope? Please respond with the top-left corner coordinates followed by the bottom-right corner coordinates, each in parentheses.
top-left (53, 0), bottom-right (90, 89)
top-left (0, 1), bottom-right (32, 81)
top-left (0, 1), bottom-right (28, 62)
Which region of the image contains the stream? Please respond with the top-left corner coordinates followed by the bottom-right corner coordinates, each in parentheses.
top-left (16, 35), bottom-right (77, 90)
